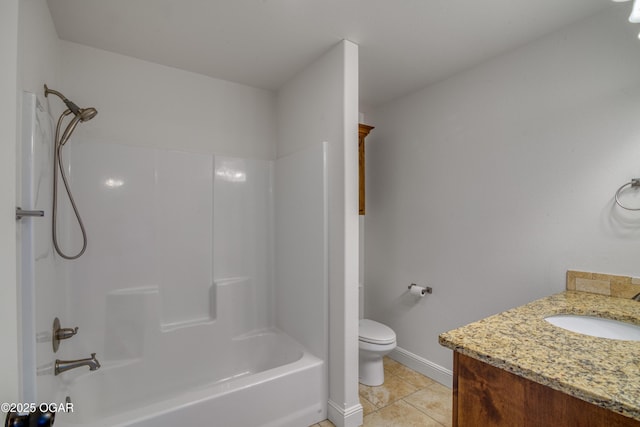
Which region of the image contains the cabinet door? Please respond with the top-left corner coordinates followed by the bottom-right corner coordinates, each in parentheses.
top-left (454, 352), bottom-right (640, 427)
top-left (455, 352), bottom-right (525, 426)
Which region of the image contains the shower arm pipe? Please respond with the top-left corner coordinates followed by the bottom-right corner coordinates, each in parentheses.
top-left (44, 84), bottom-right (81, 116)
top-left (46, 86), bottom-right (98, 124)
top-left (52, 108), bottom-right (88, 260)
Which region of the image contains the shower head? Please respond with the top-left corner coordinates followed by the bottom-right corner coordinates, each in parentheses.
top-left (79, 107), bottom-right (98, 122)
top-left (45, 84), bottom-right (98, 147)
top-left (44, 84), bottom-right (98, 122)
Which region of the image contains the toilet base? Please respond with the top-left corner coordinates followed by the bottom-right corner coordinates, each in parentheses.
top-left (359, 352), bottom-right (385, 386)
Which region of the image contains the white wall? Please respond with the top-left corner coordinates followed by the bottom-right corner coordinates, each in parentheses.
top-left (277, 40), bottom-right (361, 427)
top-left (0, 0), bottom-right (20, 405)
top-left (365, 6), bottom-right (640, 378)
top-left (60, 41), bottom-right (276, 159)
top-left (19, 0), bottom-right (60, 96)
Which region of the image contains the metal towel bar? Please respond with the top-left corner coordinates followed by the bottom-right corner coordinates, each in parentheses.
top-left (16, 207), bottom-right (45, 220)
top-left (614, 178), bottom-right (640, 211)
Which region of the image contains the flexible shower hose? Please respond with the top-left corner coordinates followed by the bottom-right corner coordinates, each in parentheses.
top-left (52, 111), bottom-right (88, 260)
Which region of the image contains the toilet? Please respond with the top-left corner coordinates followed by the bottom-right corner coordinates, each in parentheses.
top-left (358, 319), bottom-right (397, 386)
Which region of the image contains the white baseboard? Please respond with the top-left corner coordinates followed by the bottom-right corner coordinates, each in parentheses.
top-left (389, 346), bottom-right (453, 389)
top-left (327, 400), bottom-right (363, 427)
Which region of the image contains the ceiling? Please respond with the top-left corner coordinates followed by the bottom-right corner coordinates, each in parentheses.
top-left (46, 0), bottom-right (615, 107)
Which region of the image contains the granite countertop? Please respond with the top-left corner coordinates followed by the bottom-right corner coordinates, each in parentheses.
top-left (439, 291), bottom-right (640, 421)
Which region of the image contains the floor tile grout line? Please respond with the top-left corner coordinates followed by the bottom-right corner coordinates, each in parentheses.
top-left (401, 395), bottom-right (447, 427)
top-left (354, 357), bottom-right (452, 426)
top-left (364, 370), bottom-right (433, 410)
top-left (359, 394), bottom-right (378, 413)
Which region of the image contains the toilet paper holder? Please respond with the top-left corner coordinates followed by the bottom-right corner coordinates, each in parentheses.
top-left (408, 283), bottom-right (433, 295)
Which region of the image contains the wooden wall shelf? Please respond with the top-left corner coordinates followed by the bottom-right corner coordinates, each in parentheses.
top-left (359, 123), bottom-right (374, 215)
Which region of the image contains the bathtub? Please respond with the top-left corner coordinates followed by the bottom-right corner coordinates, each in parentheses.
top-left (53, 330), bottom-right (326, 427)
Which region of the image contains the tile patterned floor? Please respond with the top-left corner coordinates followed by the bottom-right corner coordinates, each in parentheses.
top-left (310, 357), bottom-right (453, 427)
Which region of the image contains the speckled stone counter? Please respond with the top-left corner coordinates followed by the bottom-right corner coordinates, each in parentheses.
top-left (439, 291), bottom-right (640, 421)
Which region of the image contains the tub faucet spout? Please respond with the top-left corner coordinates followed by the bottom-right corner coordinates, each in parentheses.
top-left (55, 353), bottom-right (101, 375)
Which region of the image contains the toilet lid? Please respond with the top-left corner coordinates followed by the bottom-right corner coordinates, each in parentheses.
top-left (359, 319), bottom-right (396, 345)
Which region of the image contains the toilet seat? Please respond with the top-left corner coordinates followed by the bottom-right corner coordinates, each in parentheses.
top-left (359, 319), bottom-right (396, 345)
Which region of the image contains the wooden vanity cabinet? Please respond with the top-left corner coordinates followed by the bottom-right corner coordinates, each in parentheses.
top-left (453, 352), bottom-right (640, 427)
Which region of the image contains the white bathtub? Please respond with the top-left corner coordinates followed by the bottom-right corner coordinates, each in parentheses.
top-left (53, 330), bottom-right (326, 427)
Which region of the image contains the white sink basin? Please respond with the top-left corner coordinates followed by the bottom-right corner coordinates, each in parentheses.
top-left (545, 314), bottom-right (640, 341)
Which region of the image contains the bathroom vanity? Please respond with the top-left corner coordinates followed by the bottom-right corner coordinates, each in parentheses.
top-left (440, 291), bottom-right (640, 427)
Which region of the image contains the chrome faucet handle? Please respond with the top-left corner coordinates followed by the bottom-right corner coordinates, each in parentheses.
top-left (52, 317), bottom-right (79, 353)
top-left (57, 326), bottom-right (79, 340)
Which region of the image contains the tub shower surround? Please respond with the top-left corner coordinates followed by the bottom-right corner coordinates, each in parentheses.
top-left (20, 92), bottom-right (58, 404)
top-left (64, 142), bottom-right (272, 345)
top-left (34, 140), bottom-right (328, 427)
